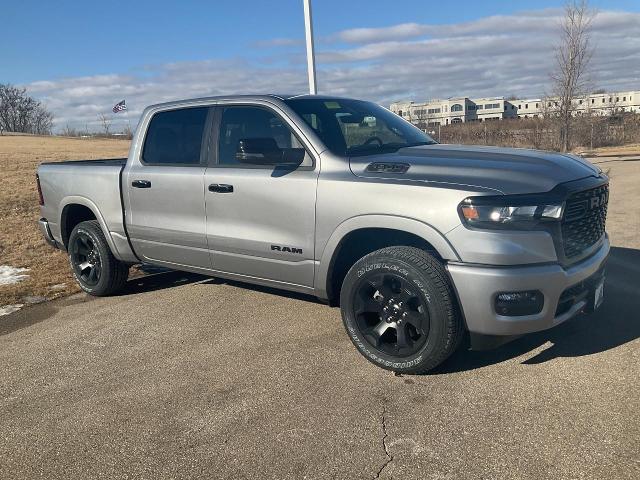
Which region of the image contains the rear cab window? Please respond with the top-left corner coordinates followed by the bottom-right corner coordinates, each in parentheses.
top-left (142, 107), bottom-right (209, 166)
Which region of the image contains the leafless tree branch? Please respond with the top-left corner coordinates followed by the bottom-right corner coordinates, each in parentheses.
top-left (551, 0), bottom-right (595, 151)
top-left (0, 84), bottom-right (53, 135)
top-left (98, 113), bottom-right (112, 136)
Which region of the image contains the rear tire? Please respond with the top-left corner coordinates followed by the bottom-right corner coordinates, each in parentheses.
top-left (68, 220), bottom-right (129, 296)
top-left (340, 246), bottom-right (463, 374)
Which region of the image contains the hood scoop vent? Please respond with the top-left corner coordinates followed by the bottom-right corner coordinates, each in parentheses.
top-left (365, 162), bottom-right (410, 174)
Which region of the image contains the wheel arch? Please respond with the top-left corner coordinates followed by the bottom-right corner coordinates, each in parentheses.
top-left (59, 197), bottom-right (120, 256)
top-left (316, 215), bottom-right (460, 305)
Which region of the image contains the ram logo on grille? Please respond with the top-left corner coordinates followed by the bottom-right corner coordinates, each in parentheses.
top-left (561, 184), bottom-right (609, 260)
top-left (590, 192), bottom-right (608, 209)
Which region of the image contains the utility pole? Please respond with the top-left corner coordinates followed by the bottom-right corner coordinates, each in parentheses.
top-left (303, 0), bottom-right (317, 94)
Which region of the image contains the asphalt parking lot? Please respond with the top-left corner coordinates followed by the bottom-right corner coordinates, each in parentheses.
top-left (1, 159), bottom-right (639, 480)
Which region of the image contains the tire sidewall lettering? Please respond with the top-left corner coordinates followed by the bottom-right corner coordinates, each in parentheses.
top-left (347, 326), bottom-right (423, 369)
top-left (412, 278), bottom-right (432, 303)
top-left (357, 262), bottom-right (409, 278)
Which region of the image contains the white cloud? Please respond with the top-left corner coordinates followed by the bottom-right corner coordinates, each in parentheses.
top-left (23, 8), bottom-right (640, 132)
top-left (332, 23), bottom-right (431, 43)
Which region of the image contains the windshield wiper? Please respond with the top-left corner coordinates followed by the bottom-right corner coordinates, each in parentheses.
top-left (401, 141), bottom-right (438, 147)
top-left (347, 140), bottom-right (437, 156)
top-left (348, 145), bottom-right (396, 156)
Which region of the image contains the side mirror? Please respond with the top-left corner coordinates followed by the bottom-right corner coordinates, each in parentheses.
top-left (235, 138), bottom-right (305, 166)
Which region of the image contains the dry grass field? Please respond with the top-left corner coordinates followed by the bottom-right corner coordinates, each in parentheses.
top-left (0, 135), bottom-right (130, 309)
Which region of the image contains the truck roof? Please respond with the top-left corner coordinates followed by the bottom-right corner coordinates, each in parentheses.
top-left (146, 93), bottom-right (359, 110)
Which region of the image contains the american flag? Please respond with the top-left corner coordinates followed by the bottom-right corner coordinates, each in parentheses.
top-left (112, 100), bottom-right (127, 113)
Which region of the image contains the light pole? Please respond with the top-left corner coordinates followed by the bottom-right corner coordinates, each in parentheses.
top-left (303, 0), bottom-right (317, 94)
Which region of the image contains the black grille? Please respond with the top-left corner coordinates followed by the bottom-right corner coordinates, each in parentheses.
top-left (561, 184), bottom-right (608, 260)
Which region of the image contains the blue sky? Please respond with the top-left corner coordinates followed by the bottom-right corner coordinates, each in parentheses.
top-left (2, 0), bottom-right (639, 130)
top-left (3, 0), bottom-right (639, 83)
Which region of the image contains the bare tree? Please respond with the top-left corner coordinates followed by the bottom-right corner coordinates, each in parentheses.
top-left (33, 107), bottom-right (54, 135)
top-left (413, 108), bottom-right (433, 131)
top-left (551, 0), bottom-right (594, 152)
top-left (123, 122), bottom-right (134, 139)
top-left (606, 95), bottom-right (622, 116)
top-left (98, 113), bottom-right (112, 136)
top-left (0, 84), bottom-right (53, 135)
top-left (61, 124), bottom-right (78, 137)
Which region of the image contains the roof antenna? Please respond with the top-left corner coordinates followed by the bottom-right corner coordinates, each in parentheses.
top-left (303, 0), bottom-right (317, 95)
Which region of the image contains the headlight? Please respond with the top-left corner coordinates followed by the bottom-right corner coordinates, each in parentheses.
top-left (459, 195), bottom-right (564, 230)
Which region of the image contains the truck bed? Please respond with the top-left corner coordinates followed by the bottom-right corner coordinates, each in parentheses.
top-left (37, 158), bottom-right (128, 255)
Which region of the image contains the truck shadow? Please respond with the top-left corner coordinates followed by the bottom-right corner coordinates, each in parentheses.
top-left (15, 249), bottom-right (629, 374)
top-left (197, 277), bottom-right (324, 303)
top-left (435, 246), bottom-right (640, 374)
top-left (119, 248), bottom-right (640, 374)
top-left (116, 266), bottom-right (206, 296)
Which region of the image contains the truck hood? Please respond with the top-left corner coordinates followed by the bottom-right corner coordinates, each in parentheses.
top-left (349, 144), bottom-right (600, 195)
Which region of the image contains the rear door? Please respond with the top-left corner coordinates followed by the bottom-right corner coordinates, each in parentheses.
top-left (204, 104), bottom-right (318, 287)
top-left (124, 106), bottom-right (212, 268)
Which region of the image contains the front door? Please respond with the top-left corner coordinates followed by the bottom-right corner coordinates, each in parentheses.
top-left (125, 106), bottom-right (212, 269)
top-left (204, 105), bottom-right (318, 287)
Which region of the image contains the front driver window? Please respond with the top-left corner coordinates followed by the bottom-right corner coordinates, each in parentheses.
top-left (217, 106), bottom-right (311, 167)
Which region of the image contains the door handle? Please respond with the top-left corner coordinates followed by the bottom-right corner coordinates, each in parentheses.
top-left (132, 180), bottom-right (152, 188)
top-left (209, 183), bottom-right (234, 193)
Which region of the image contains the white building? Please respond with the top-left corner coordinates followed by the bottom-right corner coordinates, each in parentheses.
top-left (389, 90), bottom-right (639, 126)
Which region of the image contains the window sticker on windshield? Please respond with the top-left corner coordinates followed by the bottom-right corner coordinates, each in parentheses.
top-left (324, 101), bottom-right (341, 109)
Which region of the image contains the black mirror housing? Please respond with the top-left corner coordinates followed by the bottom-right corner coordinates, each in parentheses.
top-left (235, 138), bottom-right (280, 164)
top-left (236, 138), bottom-right (305, 166)
top-left (281, 147), bottom-right (305, 165)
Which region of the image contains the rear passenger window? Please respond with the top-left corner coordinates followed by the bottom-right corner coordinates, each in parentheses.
top-left (142, 107), bottom-right (208, 165)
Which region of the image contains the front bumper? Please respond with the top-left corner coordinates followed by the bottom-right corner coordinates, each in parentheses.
top-left (447, 235), bottom-right (609, 336)
top-left (38, 218), bottom-right (59, 249)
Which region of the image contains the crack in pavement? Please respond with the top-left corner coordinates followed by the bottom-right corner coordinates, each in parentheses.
top-left (373, 404), bottom-right (393, 479)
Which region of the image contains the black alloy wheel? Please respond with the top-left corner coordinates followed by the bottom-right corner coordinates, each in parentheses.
top-left (340, 246), bottom-right (464, 374)
top-left (70, 231), bottom-right (102, 286)
top-left (353, 272), bottom-right (429, 357)
top-left (67, 220), bottom-right (129, 296)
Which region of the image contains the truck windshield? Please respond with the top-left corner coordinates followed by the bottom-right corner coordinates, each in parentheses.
top-left (284, 98), bottom-right (437, 156)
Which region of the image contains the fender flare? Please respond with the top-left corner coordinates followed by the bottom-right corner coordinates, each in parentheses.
top-left (314, 214), bottom-right (461, 298)
top-left (59, 196), bottom-right (121, 257)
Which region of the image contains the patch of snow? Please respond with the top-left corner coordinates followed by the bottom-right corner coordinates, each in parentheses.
top-left (22, 295), bottom-right (47, 304)
top-left (0, 266), bottom-right (30, 285)
top-left (0, 304), bottom-right (23, 316)
top-left (49, 283), bottom-right (67, 291)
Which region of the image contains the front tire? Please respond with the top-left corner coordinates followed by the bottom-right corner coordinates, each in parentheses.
top-left (68, 220), bottom-right (129, 296)
top-left (340, 246), bottom-right (463, 374)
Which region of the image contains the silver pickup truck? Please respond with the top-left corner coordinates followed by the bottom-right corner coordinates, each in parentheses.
top-left (37, 94), bottom-right (609, 373)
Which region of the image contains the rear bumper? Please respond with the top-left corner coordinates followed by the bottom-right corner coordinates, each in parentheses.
top-left (447, 235), bottom-right (609, 336)
top-left (38, 218), bottom-right (60, 249)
